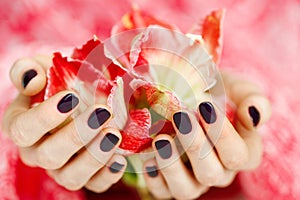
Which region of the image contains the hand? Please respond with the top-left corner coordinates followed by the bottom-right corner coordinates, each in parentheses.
top-left (2, 55), bottom-right (127, 192)
top-left (142, 72), bottom-right (271, 199)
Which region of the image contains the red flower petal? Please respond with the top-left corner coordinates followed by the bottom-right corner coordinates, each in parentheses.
top-left (72, 38), bottom-right (101, 60)
top-left (72, 38), bottom-right (126, 80)
top-left (149, 119), bottom-right (175, 136)
top-left (119, 109), bottom-right (152, 153)
top-left (191, 9), bottom-right (225, 65)
top-left (31, 52), bottom-right (114, 111)
top-left (131, 81), bottom-right (181, 120)
top-left (112, 6), bottom-right (176, 34)
top-left (45, 53), bottom-right (81, 98)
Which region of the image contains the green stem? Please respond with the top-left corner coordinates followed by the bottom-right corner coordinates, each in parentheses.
top-left (122, 154), bottom-right (153, 200)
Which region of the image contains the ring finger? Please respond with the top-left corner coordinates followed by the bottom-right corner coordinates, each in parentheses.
top-left (48, 128), bottom-right (122, 191)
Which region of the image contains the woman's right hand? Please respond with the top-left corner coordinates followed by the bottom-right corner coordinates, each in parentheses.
top-left (2, 55), bottom-right (127, 193)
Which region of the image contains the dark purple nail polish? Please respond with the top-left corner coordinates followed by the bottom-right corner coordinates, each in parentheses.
top-left (88, 108), bottom-right (111, 129)
top-left (57, 93), bottom-right (79, 113)
top-left (146, 166), bottom-right (158, 177)
top-left (199, 102), bottom-right (217, 124)
top-left (155, 140), bottom-right (172, 159)
top-left (109, 162), bottom-right (124, 173)
top-left (22, 69), bottom-right (37, 88)
top-left (100, 133), bottom-right (119, 152)
top-left (248, 106), bottom-right (260, 127)
top-left (173, 112), bottom-right (192, 135)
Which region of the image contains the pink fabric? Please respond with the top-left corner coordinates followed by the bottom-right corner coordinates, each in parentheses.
top-left (0, 0), bottom-right (299, 199)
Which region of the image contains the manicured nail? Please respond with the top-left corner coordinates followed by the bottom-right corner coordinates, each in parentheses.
top-left (173, 112), bottom-right (192, 135)
top-left (248, 106), bottom-right (260, 127)
top-left (199, 102), bottom-right (217, 124)
top-left (22, 69), bottom-right (37, 88)
top-left (100, 133), bottom-right (119, 152)
top-left (109, 162), bottom-right (124, 173)
top-left (146, 166), bottom-right (158, 177)
top-left (88, 108), bottom-right (111, 129)
top-left (155, 140), bottom-right (172, 159)
top-left (57, 93), bottom-right (79, 113)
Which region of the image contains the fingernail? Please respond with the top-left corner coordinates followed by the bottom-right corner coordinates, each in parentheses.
top-left (155, 140), bottom-right (172, 159)
top-left (248, 106), bottom-right (260, 127)
top-left (100, 133), bottom-right (119, 152)
top-left (88, 108), bottom-right (111, 129)
top-left (173, 112), bottom-right (192, 135)
top-left (146, 166), bottom-right (158, 177)
top-left (57, 93), bottom-right (79, 113)
top-left (22, 69), bottom-right (37, 88)
top-left (109, 162), bottom-right (124, 173)
top-left (199, 102), bottom-right (217, 124)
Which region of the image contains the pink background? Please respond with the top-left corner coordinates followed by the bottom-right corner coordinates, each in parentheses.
top-left (0, 0), bottom-right (299, 199)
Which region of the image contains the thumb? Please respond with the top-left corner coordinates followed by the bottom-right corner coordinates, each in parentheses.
top-left (9, 55), bottom-right (52, 96)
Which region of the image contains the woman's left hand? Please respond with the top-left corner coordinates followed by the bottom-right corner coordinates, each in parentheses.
top-left (143, 72), bottom-right (271, 199)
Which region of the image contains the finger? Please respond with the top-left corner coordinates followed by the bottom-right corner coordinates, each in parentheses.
top-left (49, 129), bottom-right (122, 191)
top-left (172, 111), bottom-right (232, 186)
top-left (153, 135), bottom-right (207, 199)
top-left (221, 72), bottom-right (263, 104)
top-left (143, 159), bottom-right (172, 199)
top-left (198, 102), bottom-right (249, 170)
top-left (25, 106), bottom-right (112, 169)
top-left (221, 72), bottom-right (271, 129)
top-left (235, 121), bottom-right (263, 170)
top-left (85, 154), bottom-right (126, 193)
top-left (32, 55), bottom-right (52, 71)
top-left (10, 57), bottom-right (47, 96)
top-left (237, 94), bottom-right (271, 130)
top-left (3, 91), bottom-right (80, 147)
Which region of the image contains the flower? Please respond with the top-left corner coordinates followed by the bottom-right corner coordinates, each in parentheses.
top-left (31, 8), bottom-right (225, 155)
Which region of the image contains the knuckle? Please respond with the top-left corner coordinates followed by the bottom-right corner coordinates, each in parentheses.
top-left (151, 191), bottom-right (172, 200)
top-left (19, 151), bottom-right (36, 167)
top-left (86, 183), bottom-right (110, 193)
top-left (196, 171), bottom-right (223, 186)
top-left (9, 117), bottom-right (32, 147)
top-left (36, 146), bottom-right (62, 169)
top-left (57, 175), bottom-right (83, 191)
top-left (67, 125), bottom-right (83, 147)
top-left (172, 189), bottom-right (200, 200)
top-left (223, 153), bottom-right (248, 170)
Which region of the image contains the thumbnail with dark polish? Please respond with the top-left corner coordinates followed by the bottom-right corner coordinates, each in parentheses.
top-left (88, 108), bottom-right (111, 129)
top-left (248, 106), bottom-right (260, 127)
top-left (199, 102), bottom-right (217, 124)
top-left (57, 93), bottom-right (79, 113)
top-left (173, 112), bottom-right (192, 134)
top-left (22, 69), bottom-right (37, 88)
top-left (109, 162), bottom-right (124, 173)
top-left (155, 140), bottom-right (172, 159)
top-left (100, 133), bottom-right (119, 152)
top-left (146, 166), bottom-right (158, 177)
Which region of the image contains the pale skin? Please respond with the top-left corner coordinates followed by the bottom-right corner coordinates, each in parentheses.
top-left (2, 55), bottom-right (271, 199)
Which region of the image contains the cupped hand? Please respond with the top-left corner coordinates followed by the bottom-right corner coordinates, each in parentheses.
top-left (2, 56), bottom-right (127, 192)
top-left (143, 72), bottom-right (271, 199)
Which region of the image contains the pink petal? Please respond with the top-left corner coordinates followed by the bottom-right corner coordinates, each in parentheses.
top-left (131, 27), bottom-right (216, 109)
top-left (107, 78), bottom-right (128, 130)
top-left (107, 7), bottom-right (178, 72)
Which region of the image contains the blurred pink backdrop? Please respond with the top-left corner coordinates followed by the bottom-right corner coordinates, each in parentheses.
top-left (0, 0), bottom-right (299, 199)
